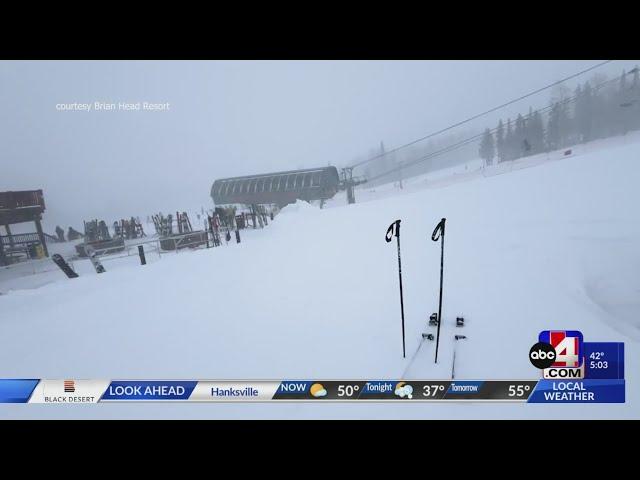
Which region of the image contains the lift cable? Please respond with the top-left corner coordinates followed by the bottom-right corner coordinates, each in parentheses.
top-left (363, 70), bottom-right (630, 184)
top-left (349, 60), bottom-right (614, 170)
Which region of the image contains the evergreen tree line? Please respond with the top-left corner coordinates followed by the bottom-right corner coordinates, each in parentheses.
top-left (360, 128), bottom-right (477, 186)
top-left (479, 67), bottom-right (640, 165)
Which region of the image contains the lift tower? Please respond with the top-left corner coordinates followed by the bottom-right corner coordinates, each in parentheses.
top-left (340, 167), bottom-right (367, 205)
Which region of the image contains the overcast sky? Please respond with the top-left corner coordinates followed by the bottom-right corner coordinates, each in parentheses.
top-left (0, 60), bottom-right (631, 230)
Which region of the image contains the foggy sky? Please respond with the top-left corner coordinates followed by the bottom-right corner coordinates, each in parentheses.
top-left (0, 60), bottom-right (629, 230)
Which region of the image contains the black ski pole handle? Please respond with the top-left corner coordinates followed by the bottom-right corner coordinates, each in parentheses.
top-left (431, 218), bottom-right (446, 242)
top-left (385, 219), bottom-right (401, 243)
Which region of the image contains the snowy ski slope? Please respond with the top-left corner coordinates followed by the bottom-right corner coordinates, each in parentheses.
top-left (1, 135), bottom-right (639, 419)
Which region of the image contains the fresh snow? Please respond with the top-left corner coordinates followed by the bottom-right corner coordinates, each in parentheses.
top-left (1, 135), bottom-right (639, 419)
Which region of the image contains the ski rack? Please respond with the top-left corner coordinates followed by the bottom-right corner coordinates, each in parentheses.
top-left (159, 231), bottom-right (208, 251)
top-left (75, 238), bottom-right (125, 258)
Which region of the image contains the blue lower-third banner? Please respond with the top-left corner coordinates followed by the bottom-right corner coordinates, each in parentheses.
top-left (0, 379), bottom-right (626, 403)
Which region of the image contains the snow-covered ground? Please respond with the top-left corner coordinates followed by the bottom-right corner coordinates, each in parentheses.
top-left (1, 135), bottom-right (639, 419)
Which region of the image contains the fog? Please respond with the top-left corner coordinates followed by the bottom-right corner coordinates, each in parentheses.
top-left (0, 60), bottom-right (625, 230)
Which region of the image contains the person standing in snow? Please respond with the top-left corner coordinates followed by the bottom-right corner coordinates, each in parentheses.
top-left (55, 225), bottom-right (65, 242)
top-left (68, 226), bottom-right (82, 241)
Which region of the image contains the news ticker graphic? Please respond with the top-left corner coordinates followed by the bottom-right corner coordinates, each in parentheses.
top-left (0, 331), bottom-right (624, 404)
top-left (0, 377), bottom-right (624, 403)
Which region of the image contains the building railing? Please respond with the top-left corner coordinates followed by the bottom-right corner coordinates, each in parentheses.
top-left (0, 190), bottom-right (45, 210)
top-left (0, 232), bottom-right (42, 246)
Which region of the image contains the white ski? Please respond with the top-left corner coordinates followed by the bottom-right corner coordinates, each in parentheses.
top-left (85, 245), bottom-right (106, 274)
top-left (451, 334), bottom-right (467, 379)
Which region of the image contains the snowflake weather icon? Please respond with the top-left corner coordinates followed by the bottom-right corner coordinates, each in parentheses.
top-left (394, 382), bottom-right (413, 399)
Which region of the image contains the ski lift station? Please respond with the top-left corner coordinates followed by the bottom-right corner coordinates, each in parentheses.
top-left (0, 190), bottom-right (49, 266)
top-left (211, 166), bottom-right (342, 207)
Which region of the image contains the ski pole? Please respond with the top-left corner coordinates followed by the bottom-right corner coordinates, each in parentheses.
top-left (386, 219), bottom-right (405, 358)
top-left (431, 218), bottom-right (446, 363)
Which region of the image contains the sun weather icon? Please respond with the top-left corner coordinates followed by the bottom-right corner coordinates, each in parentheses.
top-left (310, 383), bottom-right (328, 398)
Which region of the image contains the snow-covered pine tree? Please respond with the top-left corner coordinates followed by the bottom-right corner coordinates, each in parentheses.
top-left (618, 70), bottom-right (628, 135)
top-left (530, 109), bottom-right (545, 154)
top-left (504, 118), bottom-right (514, 161)
top-left (632, 67), bottom-right (640, 131)
top-left (547, 103), bottom-right (561, 151)
top-left (515, 113), bottom-right (526, 158)
top-left (496, 119), bottom-right (505, 163)
top-left (479, 128), bottom-right (495, 165)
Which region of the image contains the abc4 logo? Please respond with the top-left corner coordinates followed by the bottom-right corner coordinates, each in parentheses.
top-left (529, 342), bottom-right (558, 369)
top-left (529, 330), bottom-right (584, 377)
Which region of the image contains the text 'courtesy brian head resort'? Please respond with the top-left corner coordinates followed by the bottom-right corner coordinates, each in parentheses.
top-left (55, 101), bottom-right (170, 112)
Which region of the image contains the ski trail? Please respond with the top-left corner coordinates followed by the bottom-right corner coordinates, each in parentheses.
top-left (401, 322), bottom-right (461, 379)
top-left (401, 335), bottom-right (436, 379)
